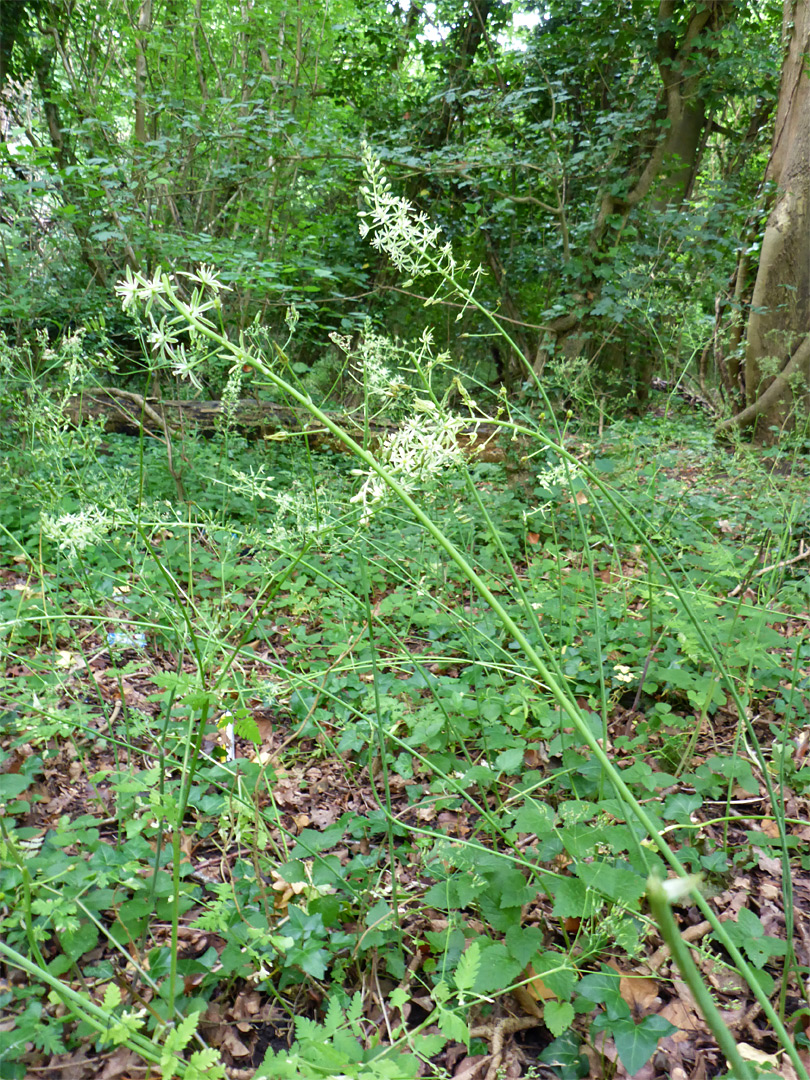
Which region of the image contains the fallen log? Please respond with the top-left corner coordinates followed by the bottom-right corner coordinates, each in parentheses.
top-left (62, 388), bottom-right (510, 462)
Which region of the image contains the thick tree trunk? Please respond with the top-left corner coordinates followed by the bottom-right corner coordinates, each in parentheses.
top-left (719, 0), bottom-right (810, 441)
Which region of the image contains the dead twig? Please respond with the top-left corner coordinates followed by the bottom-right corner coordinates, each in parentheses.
top-left (728, 540), bottom-right (810, 597)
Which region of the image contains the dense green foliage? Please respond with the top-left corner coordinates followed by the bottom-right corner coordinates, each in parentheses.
top-left (0, 0), bottom-right (788, 407)
top-left (3, 2), bottom-right (810, 1077)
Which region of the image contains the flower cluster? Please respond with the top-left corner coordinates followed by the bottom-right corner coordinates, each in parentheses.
top-left (40, 506), bottom-right (112, 561)
top-left (115, 266), bottom-right (228, 389)
top-left (350, 399), bottom-right (469, 525)
top-left (526, 459), bottom-right (583, 518)
top-left (358, 142), bottom-right (460, 285)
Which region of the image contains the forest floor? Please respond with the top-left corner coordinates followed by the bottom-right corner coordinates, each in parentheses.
top-left (2, 407), bottom-right (810, 1080)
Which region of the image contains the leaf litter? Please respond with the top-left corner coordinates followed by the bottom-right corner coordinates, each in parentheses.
top-left (2, 433), bottom-right (810, 1079)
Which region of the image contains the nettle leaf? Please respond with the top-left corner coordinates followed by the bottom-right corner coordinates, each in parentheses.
top-left (574, 861), bottom-right (646, 908)
top-left (548, 875), bottom-right (595, 919)
top-left (490, 867), bottom-right (536, 908)
top-left (544, 1000), bottom-right (575, 1038)
top-left (513, 799), bottom-right (556, 836)
top-left (60, 921), bottom-right (99, 962)
top-left (473, 942), bottom-right (523, 994)
top-left (529, 951), bottom-right (579, 1001)
top-left (504, 924), bottom-right (545, 965)
top-left (494, 747), bottom-right (524, 774)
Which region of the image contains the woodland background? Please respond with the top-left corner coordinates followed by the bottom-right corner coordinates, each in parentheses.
top-left (1, 0), bottom-right (808, 435)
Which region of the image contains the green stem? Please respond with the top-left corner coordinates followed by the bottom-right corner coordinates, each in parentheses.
top-left (0, 939), bottom-right (170, 1070)
top-left (646, 875), bottom-right (754, 1080)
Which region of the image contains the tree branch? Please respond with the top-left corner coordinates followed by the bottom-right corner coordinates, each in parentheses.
top-left (717, 334), bottom-right (810, 432)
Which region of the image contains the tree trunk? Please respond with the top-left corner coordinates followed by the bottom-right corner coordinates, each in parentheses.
top-left (544, 2), bottom-right (729, 403)
top-left (719, 0), bottom-right (810, 441)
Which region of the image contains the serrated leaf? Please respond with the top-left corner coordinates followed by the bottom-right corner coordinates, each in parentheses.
top-left (455, 940), bottom-right (481, 992)
top-left (495, 747), bottom-right (524, 773)
top-left (186, 1048), bottom-right (226, 1080)
top-left (544, 1000), bottom-right (575, 1037)
top-left (504, 924), bottom-right (545, 965)
top-left (513, 800), bottom-right (555, 836)
top-left (473, 942), bottom-right (523, 994)
top-left (346, 991), bottom-right (364, 1023)
top-left (527, 952), bottom-right (579, 1000)
top-left (323, 996), bottom-right (343, 1036)
top-left (437, 1007), bottom-right (469, 1045)
top-left (61, 921), bottom-right (99, 962)
top-left (234, 714), bottom-right (261, 744)
top-left (101, 983), bottom-right (122, 1011)
top-left (549, 876), bottom-right (590, 919)
top-left (574, 861), bottom-right (646, 907)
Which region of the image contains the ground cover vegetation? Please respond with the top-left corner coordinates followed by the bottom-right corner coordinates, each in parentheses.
top-left (2, 1), bottom-right (810, 1078)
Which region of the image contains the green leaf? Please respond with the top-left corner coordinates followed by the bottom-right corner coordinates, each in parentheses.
top-left (455, 940), bottom-right (481, 993)
top-left (437, 1006), bottom-right (469, 1046)
top-left (611, 1015), bottom-right (676, 1075)
top-left (529, 952), bottom-right (579, 1000)
top-left (473, 942), bottom-right (523, 994)
top-left (290, 822), bottom-right (346, 857)
top-left (504, 924), bottom-right (545, 965)
top-left (548, 876), bottom-right (591, 919)
top-left (539, 1032), bottom-right (589, 1079)
top-left (234, 713), bottom-right (261, 744)
top-left (60, 921), bottom-right (99, 961)
top-left (101, 983), bottom-right (122, 1010)
top-left (736, 907), bottom-right (764, 937)
top-left (574, 861), bottom-right (646, 908)
top-left (577, 968), bottom-right (624, 1009)
top-left (185, 1048), bottom-right (226, 1080)
top-left (494, 747), bottom-right (524, 774)
top-left (544, 1000), bottom-right (575, 1038)
top-left (513, 799), bottom-right (555, 835)
top-left (0, 774), bottom-right (32, 799)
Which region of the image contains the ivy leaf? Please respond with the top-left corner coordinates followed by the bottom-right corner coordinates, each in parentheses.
top-left (610, 1015), bottom-right (677, 1075)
